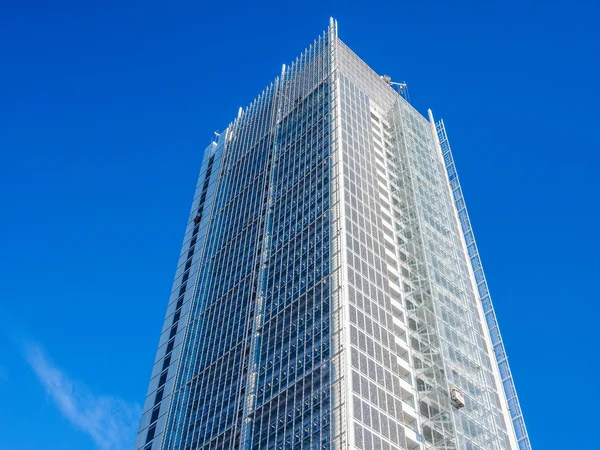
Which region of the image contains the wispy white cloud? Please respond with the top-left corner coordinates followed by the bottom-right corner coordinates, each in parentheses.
top-left (24, 343), bottom-right (141, 450)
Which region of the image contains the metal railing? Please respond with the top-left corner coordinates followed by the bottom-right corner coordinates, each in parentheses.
top-left (436, 120), bottom-right (532, 450)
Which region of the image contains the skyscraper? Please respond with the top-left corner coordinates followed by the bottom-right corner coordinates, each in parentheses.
top-left (136, 19), bottom-right (530, 450)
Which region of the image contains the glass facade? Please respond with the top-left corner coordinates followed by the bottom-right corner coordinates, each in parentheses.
top-left (136, 19), bottom-right (529, 450)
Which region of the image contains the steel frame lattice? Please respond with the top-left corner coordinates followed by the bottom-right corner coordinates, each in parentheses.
top-left (435, 120), bottom-right (531, 450)
top-left (387, 102), bottom-right (458, 450)
top-left (135, 19), bottom-right (530, 450)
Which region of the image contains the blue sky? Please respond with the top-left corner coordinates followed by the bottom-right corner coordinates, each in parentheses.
top-left (1, 0), bottom-right (598, 448)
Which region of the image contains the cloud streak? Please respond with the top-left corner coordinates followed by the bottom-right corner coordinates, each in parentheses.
top-left (24, 343), bottom-right (141, 450)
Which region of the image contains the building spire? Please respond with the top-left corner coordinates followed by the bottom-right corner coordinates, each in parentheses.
top-left (329, 17), bottom-right (338, 39)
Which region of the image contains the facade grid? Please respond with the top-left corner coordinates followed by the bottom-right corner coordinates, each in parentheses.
top-left (135, 19), bottom-right (530, 450)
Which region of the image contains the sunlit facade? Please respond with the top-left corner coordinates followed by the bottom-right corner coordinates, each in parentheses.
top-left (136, 19), bottom-right (530, 450)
